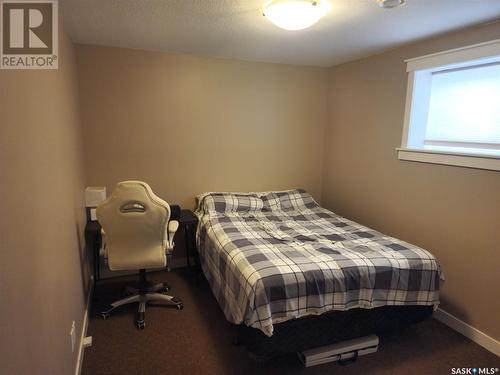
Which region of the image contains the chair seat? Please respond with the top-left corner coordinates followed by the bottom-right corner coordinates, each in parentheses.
top-left (108, 246), bottom-right (166, 270)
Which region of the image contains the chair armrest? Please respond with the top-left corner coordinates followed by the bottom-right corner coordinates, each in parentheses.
top-left (168, 220), bottom-right (179, 235)
top-left (164, 220), bottom-right (179, 252)
top-left (99, 228), bottom-right (108, 264)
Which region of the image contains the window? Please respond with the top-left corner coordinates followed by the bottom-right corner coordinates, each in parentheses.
top-left (398, 39), bottom-right (500, 171)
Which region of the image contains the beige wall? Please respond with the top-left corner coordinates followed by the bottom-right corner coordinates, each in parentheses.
top-left (0, 26), bottom-right (88, 374)
top-left (76, 45), bottom-right (328, 209)
top-left (323, 21), bottom-right (500, 340)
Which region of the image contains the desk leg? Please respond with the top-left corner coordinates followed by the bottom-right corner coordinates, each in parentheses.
top-left (97, 234), bottom-right (101, 282)
top-left (189, 226), bottom-right (201, 283)
top-left (93, 234), bottom-right (100, 295)
top-left (185, 224), bottom-right (191, 268)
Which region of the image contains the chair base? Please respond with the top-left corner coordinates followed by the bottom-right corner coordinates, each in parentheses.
top-left (100, 270), bottom-right (183, 329)
top-left (123, 282), bottom-right (170, 297)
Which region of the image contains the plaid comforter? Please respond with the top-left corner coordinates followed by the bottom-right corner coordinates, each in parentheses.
top-left (195, 190), bottom-right (442, 337)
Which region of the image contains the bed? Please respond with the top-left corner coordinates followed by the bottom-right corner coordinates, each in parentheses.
top-left (195, 189), bottom-right (443, 357)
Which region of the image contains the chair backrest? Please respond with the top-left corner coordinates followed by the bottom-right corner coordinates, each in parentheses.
top-left (96, 181), bottom-right (171, 271)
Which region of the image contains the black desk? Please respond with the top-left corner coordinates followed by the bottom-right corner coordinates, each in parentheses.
top-left (178, 209), bottom-right (199, 267)
top-left (84, 220), bottom-right (102, 284)
top-left (85, 209), bottom-right (199, 287)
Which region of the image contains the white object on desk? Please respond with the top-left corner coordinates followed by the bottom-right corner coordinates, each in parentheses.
top-left (85, 186), bottom-right (107, 207)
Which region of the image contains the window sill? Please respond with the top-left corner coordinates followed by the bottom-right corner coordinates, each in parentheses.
top-left (396, 148), bottom-right (500, 171)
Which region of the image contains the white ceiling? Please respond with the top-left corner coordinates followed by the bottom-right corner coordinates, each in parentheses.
top-left (61, 0), bottom-right (500, 67)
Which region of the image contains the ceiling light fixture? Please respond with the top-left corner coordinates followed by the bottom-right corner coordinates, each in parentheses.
top-left (263, 0), bottom-right (331, 31)
top-left (377, 0), bottom-right (406, 9)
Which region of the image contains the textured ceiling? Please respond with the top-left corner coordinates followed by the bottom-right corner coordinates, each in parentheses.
top-left (61, 0), bottom-right (500, 67)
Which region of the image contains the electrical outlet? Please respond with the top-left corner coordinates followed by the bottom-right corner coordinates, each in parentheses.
top-left (70, 321), bottom-right (76, 353)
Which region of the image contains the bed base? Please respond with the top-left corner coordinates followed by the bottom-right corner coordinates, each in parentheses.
top-left (232, 305), bottom-right (433, 360)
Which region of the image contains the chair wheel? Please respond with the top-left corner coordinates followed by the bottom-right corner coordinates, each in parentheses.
top-left (176, 303), bottom-right (184, 310)
top-left (161, 283), bottom-right (170, 292)
top-left (136, 311), bottom-right (145, 329)
top-left (101, 312), bottom-right (111, 320)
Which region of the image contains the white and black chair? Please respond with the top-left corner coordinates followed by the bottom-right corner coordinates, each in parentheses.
top-left (96, 181), bottom-right (182, 329)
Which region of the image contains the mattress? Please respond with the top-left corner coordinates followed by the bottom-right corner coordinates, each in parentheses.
top-left (195, 189), bottom-right (443, 337)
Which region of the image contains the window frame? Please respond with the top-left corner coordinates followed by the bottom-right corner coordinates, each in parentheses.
top-left (398, 39), bottom-right (500, 172)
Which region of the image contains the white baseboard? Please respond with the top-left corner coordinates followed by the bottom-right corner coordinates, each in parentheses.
top-left (74, 276), bottom-right (94, 375)
top-left (433, 308), bottom-right (499, 356)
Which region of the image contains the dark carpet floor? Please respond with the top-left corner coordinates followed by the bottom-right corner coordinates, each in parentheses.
top-left (82, 269), bottom-right (498, 375)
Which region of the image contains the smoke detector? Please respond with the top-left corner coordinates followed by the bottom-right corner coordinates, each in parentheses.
top-left (377, 0), bottom-right (406, 8)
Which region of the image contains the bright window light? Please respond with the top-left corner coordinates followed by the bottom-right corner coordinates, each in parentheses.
top-left (424, 63), bottom-right (500, 156)
top-left (263, 0), bottom-right (331, 31)
top-left (398, 39), bottom-right (500, 171)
